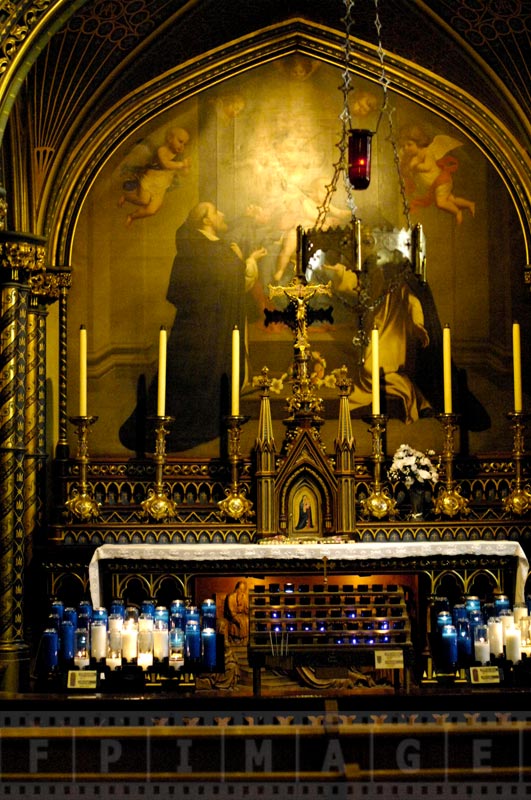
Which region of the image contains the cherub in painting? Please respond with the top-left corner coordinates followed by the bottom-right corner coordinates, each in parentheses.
top-left (118, 126), bottom-right (191, 226)
top-left (398, 124), bottom-right (475, 224)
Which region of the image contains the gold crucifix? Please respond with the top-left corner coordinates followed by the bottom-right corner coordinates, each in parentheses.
top-left (268, 279), bottom-right (333, 352)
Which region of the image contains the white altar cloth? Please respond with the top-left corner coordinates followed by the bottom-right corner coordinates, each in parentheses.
top-left (88, 541), bottom-right (529, 608)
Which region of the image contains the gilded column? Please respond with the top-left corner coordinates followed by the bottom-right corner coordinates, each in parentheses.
top-left (56, 271), bottom-right (71, 459)
top-left (0, 229), bottom-right (46, 690)
top-left (23, 297), bottom-right (45, 568)
top-left (254, 368), bottom-right (277, 537)
top-left (334, 366), bottom-right (357, 536)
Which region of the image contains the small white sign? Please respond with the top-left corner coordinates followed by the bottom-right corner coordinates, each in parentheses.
top-left (67, 670), bottom-right (98, 689)
top-left (469, 666), bottom-right (501, 684)
top-left (374, 650), bottom-right (404, 669)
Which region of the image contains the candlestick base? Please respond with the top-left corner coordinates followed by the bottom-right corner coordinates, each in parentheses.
top-left (360, 414), bottom-right (398, 520)
top-left (503, 486), bottom-right (531, 516)
top-left (433, 486), bottom-right (470, 518)
top-left (218, 487), bottom-right (254, 522)
top-left (217, 414), bottom-right (254, 522)
top-left (141, 488), bottom-right (179, 522)
top-left (434, 412), bottom-right (470, 518)
top-left (65, 490), bottom-right (101, 522)
top-left (140, 415), bottom-right (178, 521)
top-left (360, 488), bottom-right (398, 520)
top-left (66, 415), bottom-right (101, 521)
top-left (503, 411), bottom-right (531, 516)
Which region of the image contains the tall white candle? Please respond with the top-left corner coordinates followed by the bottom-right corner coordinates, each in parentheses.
top-left (79, 325), bottom-right (87, 417)
top-left (443, 324), bottom-right (452, 413)
top-left (355, 218), bottom-right (362, 272)
top-left (371, 326), bottom-right (380, 415)
top-left (513, 321), bottom-right (522, 413)
top-left (231, 326), bottom-right (240, 416)
top-left (157, 326), bottom-right (167, 417)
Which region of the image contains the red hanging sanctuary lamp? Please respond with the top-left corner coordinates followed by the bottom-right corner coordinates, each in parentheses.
top-left (348, 129), bottom-right (373, 190)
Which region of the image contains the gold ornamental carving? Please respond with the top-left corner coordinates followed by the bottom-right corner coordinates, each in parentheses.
top-left (0, 240), bottom-right (46, 272)
top-left (30, 269), bottom-right (69, 301)
top-left (0, 1), bottom-right (55, 77)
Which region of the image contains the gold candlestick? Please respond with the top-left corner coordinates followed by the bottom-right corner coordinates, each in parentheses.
top-left (503, 411), bottom-right (531, 515)
top-left (360, 414), bottom-right (397, 519)
top-left (66, 415), bottom-right (101, 521)
top-left (218, 414), bottom-right (254, 522)
top-left (141, 416), bottom-right (178, 521)
top-left (433, 412), bottom-right (470, 517)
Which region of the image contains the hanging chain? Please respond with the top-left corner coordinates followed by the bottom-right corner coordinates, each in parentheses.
top-left (373, 0), bottom-right (412, 228)
top-left (316, 0), bottom-right (412, 230)
top-left (315, 0), bottom-right (357, 229)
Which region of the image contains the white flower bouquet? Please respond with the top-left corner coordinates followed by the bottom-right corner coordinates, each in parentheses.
top-left (388, 443), bottom-right (438, 488)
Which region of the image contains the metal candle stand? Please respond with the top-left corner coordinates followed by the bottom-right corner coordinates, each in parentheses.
top-left (218, 414), bottom-right (254, 522)
top-left (141, 416), bottom-right (178, 521)
top-left (66, 415), bottom-right (101, 521)
top-left (503, 411), bottom-right (531, 515)
top-left (433, 412), bottom-right (470, 518)
top-left (360, 414), bottom-right (398, 519)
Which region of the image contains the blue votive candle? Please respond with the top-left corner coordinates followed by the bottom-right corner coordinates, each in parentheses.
top-left (201, 628), bottom-right (217, 669)
top-left (40, 628), bottom-right (59, 672)
top-left (465, 596), bottom-right (481, 614)
top-left (110, 599), bottom-right (125, 618)
top-left (92, 607), bottom-right (108, 627)
top-left (440, 624), bottom-right (458, 672)
top-left (51, 600), bottom-right (64, 621)
top-left (494, 595), bottom-right (510, 613)
top-left (78, 600), bottom-right (93, 620)
top-left (452, 604), bottom-right (467, 624)
top-left (141, 599), bottom-right (156, 619)
top-left (201, 599), bottom-right (216, 629)
top-left (171, 599), bottom-right (186, 631)
top-left (185, 620), bottom-right (201, 661)
top-left (185, 605), bottom-right (200, 625)
top-left (456, 618), bottom-right (472, 664)
top-left (63, 607), bottom-right (78, 628)
top-left (436, 611), bottom-right (452, 631)
top-left (60, 620), bottom-right (75, 662)
top-left (154, 606), bottom-right (170, 626)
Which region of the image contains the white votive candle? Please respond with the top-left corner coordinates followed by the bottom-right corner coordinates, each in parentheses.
top-left (474, 639), bottom-right (490, 666)
top-left (121, 624), bottom-right (138, 661)
top-left (487, 618), bottom-right (503, 657)
top-left (501, 612), bottom-right (514, 644)
top-left (108, 615), bottom-right (123, 633)
top-left (153, 628), bottom-right (169, 660)
top-left (505, 626), bottom-right (522, 663)
top-left (90, 622), bottom-right (107, 661)
top-left (137, 650), bottom-right (153, 669)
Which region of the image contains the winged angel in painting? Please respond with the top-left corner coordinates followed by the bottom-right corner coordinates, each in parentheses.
top-left (398, 125), bottom-right (475, 224)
